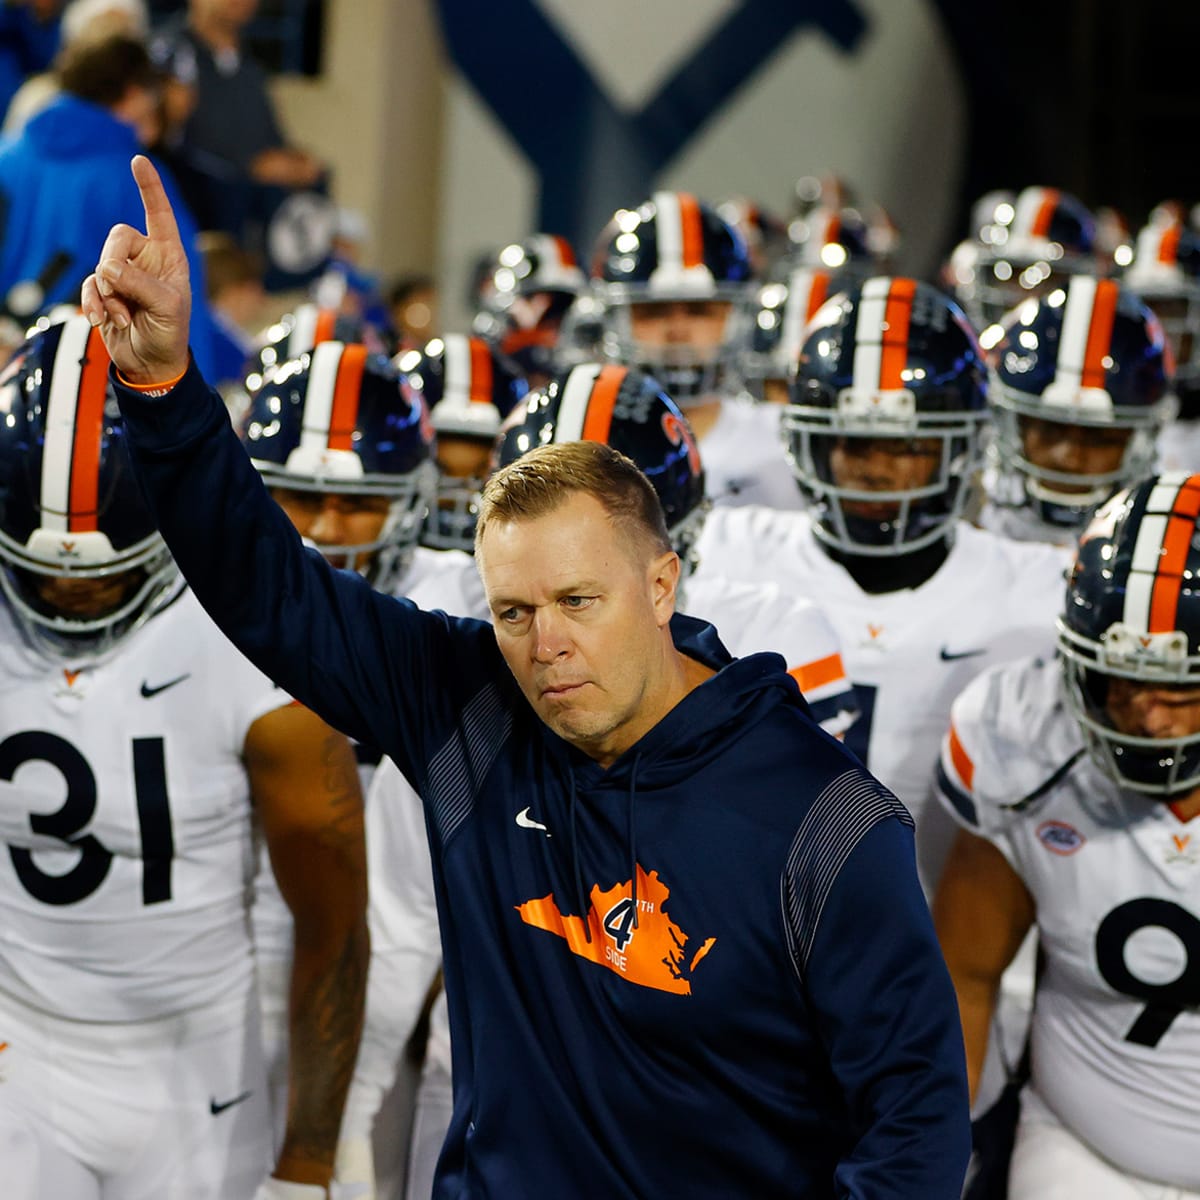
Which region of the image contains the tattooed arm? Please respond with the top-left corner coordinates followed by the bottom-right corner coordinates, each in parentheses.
top-left (245, 704), bottom-right (369, 1191)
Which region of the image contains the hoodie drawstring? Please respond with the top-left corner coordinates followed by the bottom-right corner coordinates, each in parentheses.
top-left (628, 755), bottom-right (641, 931)
top-left (568, 771), bottom-right (592, 944)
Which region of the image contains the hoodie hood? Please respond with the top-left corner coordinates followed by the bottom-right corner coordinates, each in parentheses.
top-left (562, 611), bottom-right (805, 793)
top-left (26, 94), bottom-right (140, 161)
top-left (544, 611), bottom-right (808, 942)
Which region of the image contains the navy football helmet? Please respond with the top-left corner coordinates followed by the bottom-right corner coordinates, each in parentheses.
top-left (494, 362), bottom-right (708, 578)
top-left (737, 266), bottom-right (838, 402)
top-left (1059, 475), bottom-right (1200, 795)
top-left (784, 206), bottom-right (877, 277)
top-left (784, 277), bottom-right (989, 556)
top-left (473, 235), bottom-right (585, 383)
top-left (985, 277), bottom-right (1172, 529)
top-left (1124, 219), bottom-right (1200, 408)
top-left (590, 192), bottom-right (752, 403)
top-left (242, 341), bottom-right (436, 592)
top-left (950, 186), bottom-right (1099, 330)
top-left (396, 334), bottom-right (528, 552)
top-left (0, 316), bottom-right (180, 657)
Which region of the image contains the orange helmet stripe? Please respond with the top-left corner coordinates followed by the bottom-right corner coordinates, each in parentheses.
top-left (67, 327), bottom-right (111, 533)
top-left (552, 235), bottom-right (577, 267)
top-left (879, 277), bottom-right (917, 390)
top-left (313, 309), bottom-right (337, 345)
top-left (1080, 279), bottom-right (1119, 390)
top-left (1030, 188), bottom-right (1060, 238)
top-left (1149, 475), bottom-right (1200, 633)
top-left (468, 338), bottom-right (494, 404)
top-left (948, 722), bottom-right (975, 791)
top-left (581, 364), bottom-right (627, 443)
top-left (1159, 222), bottom-right (1182, 267)
top-left (678, 193), bottom-right (704, 269)
top-left (327, 343), bottom-right (368, 451)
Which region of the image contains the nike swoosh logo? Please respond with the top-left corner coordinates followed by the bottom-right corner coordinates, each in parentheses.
top-left (140, 673), bottom-right (191, 699)
top-left (209, 1090), bottom-right (252, 1116)
top-left (516, 807), bottom-right (550, 836)
top-left (939, 647), bottom-right (987, 662)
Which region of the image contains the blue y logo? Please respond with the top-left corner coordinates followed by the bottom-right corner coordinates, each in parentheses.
top-left (436, 0), bottom-right (868, 247)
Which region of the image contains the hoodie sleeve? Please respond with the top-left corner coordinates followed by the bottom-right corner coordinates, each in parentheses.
top-left (783, 769), bottom-right (971, 1199)
top-left (112, 363), bottom-right (499, 782)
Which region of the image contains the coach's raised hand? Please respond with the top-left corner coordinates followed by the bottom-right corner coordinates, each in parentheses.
top-left (81, 155), bottom-right (192, 386)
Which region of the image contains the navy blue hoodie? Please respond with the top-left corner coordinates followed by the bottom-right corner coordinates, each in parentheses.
top-left (115, 365), bottom-right (970, 1199)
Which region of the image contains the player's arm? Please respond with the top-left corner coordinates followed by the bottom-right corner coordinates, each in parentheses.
top-left (84, 157), bottom-right (485, 770)
top-left (932, 829), bottom-right (1035, 1105)
top-left (244, 703), bottom-right (369, 1192)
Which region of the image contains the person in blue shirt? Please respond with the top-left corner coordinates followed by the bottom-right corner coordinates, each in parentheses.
top-left (0, 33), bottom-right (216, 375)
top-left (80, 155), bottom-right (972, 1200)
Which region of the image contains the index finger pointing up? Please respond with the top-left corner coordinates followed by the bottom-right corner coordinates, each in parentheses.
top-left (130, 154), bottom-right (181, 248)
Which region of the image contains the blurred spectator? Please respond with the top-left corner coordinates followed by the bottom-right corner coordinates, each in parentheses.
top-left (2, 0), bottom-right (148, 135)
top-left (0, 0), bottom-right (62, 124)
top-left (311, 206), bottom-right (389, 328)
top-left (198, 228), bottom-right (264, 391)
top-left (0, 33), bottom-right (215, 373)
top-left (388, 273), bottom-right (437, 349)
top-left (152, 0), bottom-right (323, 190)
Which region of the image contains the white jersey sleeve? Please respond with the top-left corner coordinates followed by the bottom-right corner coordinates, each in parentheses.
top-left (682, 574), bottom-right (858, 736)
top-left (0, 590), bottom-right (289, 1022)
top-left (341, 755), bottom-right (442, 1139)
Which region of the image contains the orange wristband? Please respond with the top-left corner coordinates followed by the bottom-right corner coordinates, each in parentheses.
top-left (116, 364), bottom-right (189, 397)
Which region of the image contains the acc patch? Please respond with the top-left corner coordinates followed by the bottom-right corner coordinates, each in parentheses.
top-left (1037, 820), bottom-right (1086, 856)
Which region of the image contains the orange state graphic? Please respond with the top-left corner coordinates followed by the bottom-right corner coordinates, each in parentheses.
top-left (515, 864), bottom-right (716, 995)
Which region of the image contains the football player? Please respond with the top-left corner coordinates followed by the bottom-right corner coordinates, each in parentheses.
top-left (1125, 217), bottom-right (1200, 472)
top-left (934, 475), bottom-right (1200, 1196)
top-left (0, 317), bottom-right (367, 1200)
top-left (947, 185), bottom-right (1101, 332)
top-left (978, 276), bottom-right (1173, 545)
top-left (695, 277), bottom-right (1071, 893)
top-left (394, 333), bottom-right (528, 554)
top-left (590, 192), bottom-right (802, 509)
top-left (471, 235), bottom-right (585, 389)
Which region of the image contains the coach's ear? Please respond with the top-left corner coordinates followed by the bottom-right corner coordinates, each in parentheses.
top-left (81, 155), bottom-right (192, 387)
top-left (649, 548), bottom-right (681, 626)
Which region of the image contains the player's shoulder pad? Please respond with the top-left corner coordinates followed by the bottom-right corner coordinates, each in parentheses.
top-left (936, 654), bottom-right (1065, 836)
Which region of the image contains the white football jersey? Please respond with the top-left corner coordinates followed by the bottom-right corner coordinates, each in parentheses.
top-left (696, 506), bottom-right (1070, 889)
top-left (937, 656), bottom-right (1200, 1190)
top-left (681, 574), bottom-right (857, 736)
top-left (697, 397), bottom-right (804, 511)
top-left (0, 589), bottom-right (288, 1022)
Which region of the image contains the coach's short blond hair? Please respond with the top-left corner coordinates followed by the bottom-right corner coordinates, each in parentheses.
top-left (475, 441), bottom-right (671, 560)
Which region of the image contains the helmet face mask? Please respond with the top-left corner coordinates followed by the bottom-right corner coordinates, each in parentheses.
top-left (1058, 477), bottom-right (1200, 797)
top-left (783, 277), bottom-right (989, 557)
top-left (0, 317), bottom-right (181, 660)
